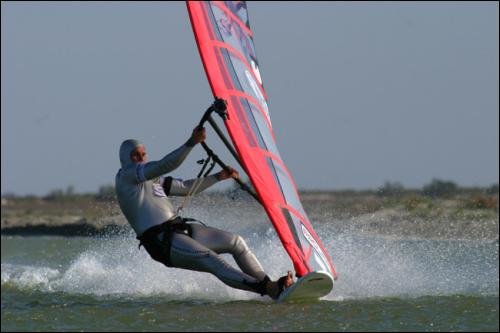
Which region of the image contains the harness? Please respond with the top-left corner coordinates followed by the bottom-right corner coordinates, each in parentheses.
top-left (137, 216), bottom-right (205, 267)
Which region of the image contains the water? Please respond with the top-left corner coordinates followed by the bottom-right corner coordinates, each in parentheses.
top-left (2, 196), bottom-right (499, 331)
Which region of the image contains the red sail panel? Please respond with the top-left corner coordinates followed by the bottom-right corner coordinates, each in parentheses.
top-left (187, 1), bottom-right (337, 279)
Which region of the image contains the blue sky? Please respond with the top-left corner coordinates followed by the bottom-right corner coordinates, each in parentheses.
top-left (2, 1), bottom-right (498, 196)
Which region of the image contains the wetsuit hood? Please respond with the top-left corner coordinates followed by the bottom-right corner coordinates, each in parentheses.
top-left (119, 139), bottom-right (144, 168)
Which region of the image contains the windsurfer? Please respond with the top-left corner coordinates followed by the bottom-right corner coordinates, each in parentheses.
top-left (115, 105), bottom-right (293, 299)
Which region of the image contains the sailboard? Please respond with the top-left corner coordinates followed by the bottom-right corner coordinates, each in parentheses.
top-left (186, 1), bottom-right (337, 299)
top-left (278, 271), bottom-right (333, 302)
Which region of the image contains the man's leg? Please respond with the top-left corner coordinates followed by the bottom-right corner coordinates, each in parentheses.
top-left (189, 223), bottom-right (267, 281)
top-left (168, 231), bottom-right (263, 293)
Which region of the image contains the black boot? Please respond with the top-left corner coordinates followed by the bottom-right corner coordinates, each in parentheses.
top-left (265, 275), bottom-right (289, 300)
top-left (245, 275), bottom-right (289, 300)
top-left (244, 276), bottom-right (271, 296)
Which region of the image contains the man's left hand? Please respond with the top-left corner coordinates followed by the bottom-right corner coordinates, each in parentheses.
top-left (217, 166), bottom-right (239, 180)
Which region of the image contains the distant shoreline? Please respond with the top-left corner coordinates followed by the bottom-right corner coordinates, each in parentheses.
top-left (2, 190), bottom-right (498, 239)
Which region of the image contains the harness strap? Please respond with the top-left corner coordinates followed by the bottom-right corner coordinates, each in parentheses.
top-left (136, 217), bottom-right (204, 267)
top-left (177, 152), bottom-right (217, 214)
top-left (137, 217), bottom-right (189, 246)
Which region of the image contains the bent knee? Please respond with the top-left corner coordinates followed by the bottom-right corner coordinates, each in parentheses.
top-left (233, 235), bottom-right (250, 255)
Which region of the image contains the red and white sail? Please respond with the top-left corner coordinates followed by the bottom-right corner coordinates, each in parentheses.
top-left (187, 1), bottom-right (337, 280)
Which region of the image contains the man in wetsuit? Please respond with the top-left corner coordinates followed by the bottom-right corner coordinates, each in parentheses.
top-left (115, 101), bottom-right (293, 300)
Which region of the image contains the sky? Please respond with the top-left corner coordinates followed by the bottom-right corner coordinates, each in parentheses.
top-left (1, 1), bottom-right (499, 196)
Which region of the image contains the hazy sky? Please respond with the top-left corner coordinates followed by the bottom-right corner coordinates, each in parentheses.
top-left (2, 1), bottom-right (499, 196)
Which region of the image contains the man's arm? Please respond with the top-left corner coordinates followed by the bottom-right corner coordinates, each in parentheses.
top-left (162, 175), bottom-right (219, 196)
top-left (138, 127), bottom-right (206, 182)
top-left (163, 167), bottom-right (240, 196)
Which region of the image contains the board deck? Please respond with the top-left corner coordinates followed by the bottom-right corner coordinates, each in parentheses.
top-left (277, 271), bottom-right (333, 302)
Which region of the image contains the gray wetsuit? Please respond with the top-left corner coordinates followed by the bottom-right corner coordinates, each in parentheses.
top-left (115, 139), bottom-right (266, 294)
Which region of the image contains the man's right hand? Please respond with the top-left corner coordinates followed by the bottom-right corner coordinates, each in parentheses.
top-left (190, 126), bottom-right (206, 144)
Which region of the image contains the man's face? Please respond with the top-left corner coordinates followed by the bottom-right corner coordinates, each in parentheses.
top-left (130, 145), bottom-right (147, 163)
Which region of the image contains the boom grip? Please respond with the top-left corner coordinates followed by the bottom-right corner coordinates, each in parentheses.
top-left (197, 101), bottom-right (261, 204)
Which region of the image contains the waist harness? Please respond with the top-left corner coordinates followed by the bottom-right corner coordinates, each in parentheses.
top-left (137, 216), bottom-right (199, 267)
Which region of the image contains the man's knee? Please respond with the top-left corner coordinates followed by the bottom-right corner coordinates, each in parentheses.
top-left (233, 235), bottom-right (249, 255)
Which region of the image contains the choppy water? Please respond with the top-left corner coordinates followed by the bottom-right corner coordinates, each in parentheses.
top-left (1, 196), bottom-right (499, 331)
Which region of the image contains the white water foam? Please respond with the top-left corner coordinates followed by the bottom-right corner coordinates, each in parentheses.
top-left (2, 230), bottom-right (287, 301)
top-left (2, 195), bottom-right (498, 300)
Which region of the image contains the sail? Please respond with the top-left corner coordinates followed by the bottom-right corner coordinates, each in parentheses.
top-left (186, 1), bottom-right (337, 280)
